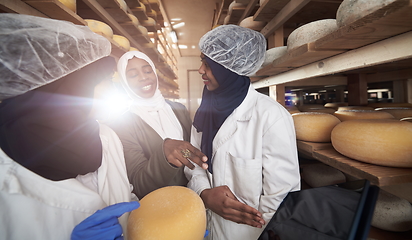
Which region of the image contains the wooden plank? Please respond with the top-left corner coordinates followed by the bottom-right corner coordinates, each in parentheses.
top-left (130, 6), bottom-right (148, 20)
top-left (227, 5), bottom-right (246, 24)
top-left (237, 0), bottom-right (259, 24)
top-left (296, 140), bottom-right (333, 158)
top-left (260, 0), bottom-right (310, 37)
top-left (0, 0), bottom-right (48, 17)
top-left (252, 31), bottom-right (412, 89)
top-left (22, 0), bottom-right (86, 25)
top-left (254, 0), bottom-right (290, 22)
top-left (313, 148), bottom-right (412, 186)
top-left (124, 0), bottom-right (140, 9)
top-left (314, 0), bottom-right (412, 50)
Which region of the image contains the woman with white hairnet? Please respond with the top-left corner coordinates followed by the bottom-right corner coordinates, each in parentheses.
top-left (108, 51), bottom-right (208, 200)
top-left (184, 25), bottom-right (301, 240)
top-left (0, 13), bottom-right (138, 240)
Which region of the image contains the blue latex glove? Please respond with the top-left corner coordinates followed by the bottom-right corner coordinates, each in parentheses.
top-left (71, 201), bottom-right (140, 240)
top-left (204, 229), bottom-right (209, 238)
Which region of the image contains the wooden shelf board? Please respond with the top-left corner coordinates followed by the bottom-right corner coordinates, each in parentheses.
top-left (124, 0), bottom-right (140, 9)
top-left (297, 140), bottom-right (412, 187)
top-left (254, 0), bottom-right (290, 22)
top-left (22, 0), bottom-right (86, 25)
top-left (130, 7), bottom-right (148, 20)
top-left (314, 0), bottom-right (412, 51)
top-left (227, 6), bottom-right (246, 24)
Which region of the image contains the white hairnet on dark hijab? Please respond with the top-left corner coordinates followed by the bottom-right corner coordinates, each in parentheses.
top-left (199, 25), bottom-right (266, 76)
top-left (0, 13), bottom-right (111, 100)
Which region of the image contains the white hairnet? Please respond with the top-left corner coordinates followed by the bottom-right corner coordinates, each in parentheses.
top-left (199, 25), bottom-right (266, 76)
top-left (0, 13), bottom-right (111, 100)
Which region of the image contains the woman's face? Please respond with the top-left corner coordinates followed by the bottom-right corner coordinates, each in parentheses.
top-left (199, 54), bottom-right (219, 91)
top-left (125, 57), bottom-right (157, 98)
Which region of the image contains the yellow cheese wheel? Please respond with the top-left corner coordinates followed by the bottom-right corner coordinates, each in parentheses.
top-left (303, 108), bottom-right (336, 114)
top-left (128, 14), bottom-right (139, 27)
top-left (287, 19), bottom-right (338, 51)
top-left (331, 119), bottom-right (412, 167)
top-left (84, 19), bottom-right (114, 39)
top-left (115, 0), bottom-right (128, 11)
top-left (141, 17), bottom-right (156, 28)
top-left (112, 34), bottom-right (130, 51)
top-left (129, 47), bottom-right (139, 52)
top-left (333, 110), bottom-right (394, 122)
top-left (239, 16), bottom-right (266, 31)
top-left (292, 112), bottom-right (341, 142)
top-left (337, 106), bottom-right (374, 111)
top-left (368, 102), bottom-right (412, 108)
top-left (58, 0), bottom-right (76, 12)
top-left (137, 25), bottom-right (148, 36)
top-left (375, 107), bottom-right (412, 120)
top-left (128, 186), bottom-right (206, 240)
top-left (324, 102), bottom-right (348, 110)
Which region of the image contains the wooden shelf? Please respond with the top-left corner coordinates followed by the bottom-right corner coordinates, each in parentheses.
top-left (254, 0), bottom-right (290, 22)
top-left (22, 0), bottom-right (86, 24)
top-left (297, 140), bottom-right (412, 187)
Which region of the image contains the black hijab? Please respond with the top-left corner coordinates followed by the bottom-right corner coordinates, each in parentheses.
top-left (193, 57), bottom-right (250, 173)
top-left (0, 56), bottom-right (116, 181)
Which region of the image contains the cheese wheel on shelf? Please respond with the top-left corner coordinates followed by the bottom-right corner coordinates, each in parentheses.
top-left (137, 25), bottom-right (148, 36)
top-left (302, 108), bottom-right (336, 114)
top-left (58, 0), bottom-right (76, 13)
top-left (324, 102), bottom-right (348, 110)
top-left (112, 34), bottom-right (130, 51)
top-left (129, 47), bottom-right (139, 52)
top-left (262, 46), bottom-right (287, 67)
top-left (128, 186), bottom-right (206, 240)
top-left (401, 117), bottom-right (412, 122)
top-left (331, 119), bottom-right (412, 167)
top-left (333, 110), bottom-right (394, 122)
top-left (375, 107), bottom-right (412, 120)
top-left (368, 102), bottom-right (412, 108)
top-left (337, 106), bottom-right (374, 111)
top-left (84, 19), bottom-right (114, 39)
top-left (127, 14), bottom-right (139, 27)
top-left (336, 0), bottom-right (397, 27)
top-left (115, 0), bottom-right (128, 12)
top-left (301, 163), bottom-right (346, 188)
top-left (239, 16), bottom-right (266, 31)
top-left (287, 19), bottom-right (338, 51)
top-left (292, 112), bottom-right (341, 143)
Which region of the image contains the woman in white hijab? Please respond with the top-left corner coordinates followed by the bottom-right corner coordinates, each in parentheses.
top-left (109, 51), bottom-right (208, 199)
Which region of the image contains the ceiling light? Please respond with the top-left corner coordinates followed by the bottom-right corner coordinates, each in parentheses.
top-left (178, 45), bottom-right (188, 49)
top-left (173, 22), bottom-right (185, 29)
top-left (170, 31), bottom-right (178, 43)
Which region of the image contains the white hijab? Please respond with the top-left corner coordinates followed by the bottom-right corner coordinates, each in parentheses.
top-left (117, 51), bottom-right (183, 140)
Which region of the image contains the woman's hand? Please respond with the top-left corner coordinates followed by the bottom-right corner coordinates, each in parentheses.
top-left (200, 186), bottom-right (265, 228)
top-left (163, 139), bottom-right (208, 170)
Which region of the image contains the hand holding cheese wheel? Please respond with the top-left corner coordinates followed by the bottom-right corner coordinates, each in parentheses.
top-left (292, 112), bottom-right (341, 142)
top-left (128, 186), bottom-right (206, 240)
top-left (333, 109), bottom-right (394, 122)
top-left (331, 119), bottom-right (412, 167)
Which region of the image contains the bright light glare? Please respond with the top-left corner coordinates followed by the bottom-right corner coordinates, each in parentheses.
top-left (95, 89), bottom-right (132, 121)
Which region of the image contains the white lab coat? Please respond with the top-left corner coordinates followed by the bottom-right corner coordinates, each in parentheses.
top-left (185, 85), bottom-right (301, 240)
top-left (0, 124), bottom-right (134, 240)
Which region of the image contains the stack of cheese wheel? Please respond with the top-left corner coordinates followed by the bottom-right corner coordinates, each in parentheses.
top-left (112, 35), bottom-right (130, 51)
top-left (239, 16), bottom-right (266, 31)
top-left (84, 19), bottom-right (114, 39)
top-left (324, 102), bottom-right (348, 110)
top-left (287, 19), bottom-right (338, 51)
top-left (128, 186), bottom-right (206, 240)
top-left (58, 0), bottom-right (76, 13)
top-left (336, 0), bottom-right (396, 27)
top-left (333, 109), bottom-right (394, 122)
top-left (262, 46), bottom-right (287, 67)
top-left (375, 107), bottom-right (412, 120)
top-left (292, 112), bottom-right (341, 142)
top-left (331, 119), bottom-right (412, 167)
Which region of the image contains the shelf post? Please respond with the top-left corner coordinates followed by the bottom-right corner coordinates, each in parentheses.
top-left (347, 74), bottom-right (368, 106)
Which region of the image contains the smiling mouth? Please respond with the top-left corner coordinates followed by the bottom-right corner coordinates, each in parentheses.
top-left (142, 84), bottom-right (152, 91)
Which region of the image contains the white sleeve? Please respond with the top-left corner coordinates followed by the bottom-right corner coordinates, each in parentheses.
top-left (260, 112), bottom-right (301, 222)
top-left (184, 126), bottom-right (212, 195)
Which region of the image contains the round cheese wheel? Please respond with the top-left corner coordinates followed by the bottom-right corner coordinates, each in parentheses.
top-left (375, 107), bottom-right (412, 120)
top-left (223, 15), bottom-right (230, 25)
top-left (141, 17), bottom-right (156, 28)
top-left (129, 47), bottom-right (139, 52)
top-left (137, 25), bottom-right (148, 36)
top-left (287, 19), bottom-right (338, 51)
top-left (128, 186), bottom-right (206, 240)
top-left (401, 117), bottom-right (412, 122)
top-left (298, 104), bottom-right (325, 111)
top-left (333, 110), bottom-right (394, 122)
top-left (371, 190), bottom-right (412, 232)
top-left (84, 19), bottom-right (114, 39)
top-left (336, 0), bottom-right (396, 27)
top-left (128, 14), bottom-right (139, 27)
top-left (301, 163), bottom-right (346, 188)
top-left (302, 108), bottom-right (336, 114)
top-left (331, 119), bottom-right (412, 167)
top-left (115, 0), bottom-right (127, 11)
top-left (337, 106), bottom-right (374, 111)
top-left (292, 112), bottom-right (341, 142)
top-left (112, 35), bottom-right (130, 51)
top-left (324, 102), bottom-right (348, 110)
top-left (239, 16), bottom-right (266, 31)
top-left (58, 0), bottom-right (76, 12)
top-left (368, 102), bottom-right (412, 108)
top-left (228, 1), bottom-right (246, 14)
top-left (262, 46), bottom-right (287, 67)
